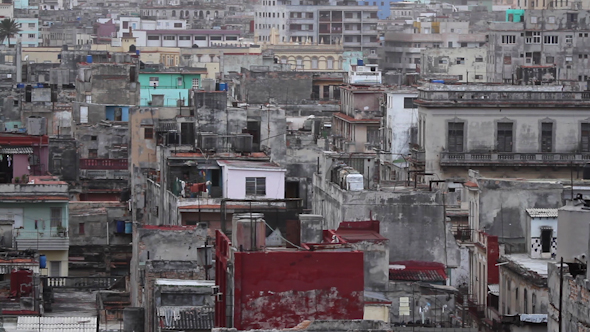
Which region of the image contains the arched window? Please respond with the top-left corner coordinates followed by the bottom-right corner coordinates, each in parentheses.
top-left (311, 56), bottom-right (318, 69)
top-left (327, 56), bottom-right (334, 69)
top-left (172, 10), bottom-right (176, 17)
top-left (532, 293), bottom-right (537, 313)
top-left (523, 289), bottom-right (528, 314)
top-left (296, 56), bottom-right (303, 69)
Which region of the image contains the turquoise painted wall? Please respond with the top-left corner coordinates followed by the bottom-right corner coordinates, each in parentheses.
top-left (506, 9), bottom-right (525, 22)
top-left (138, 72), bottom-right (201, 107)
top-left (0, 202), bottom-right (69, 239)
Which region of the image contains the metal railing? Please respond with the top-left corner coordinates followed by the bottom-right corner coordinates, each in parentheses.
top-left (453, 227), bottom-right (474, 243)
top-left (43, 276), bottom-right (122, 289)
top-left (441, 151), bottom-right (590, 166)
top-left (80, 158), bottom-right (128, 170)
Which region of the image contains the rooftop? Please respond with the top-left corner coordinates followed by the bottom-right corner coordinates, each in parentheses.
top-left (140, 29), bottom-right (241, 34)
top-left (526, 208), bottom-right (558, 218)
top-left (501, 254), bottom-right (549, 278)
top-left (217, 159), bottom-right (285, 170)
top-left (155, 279), bottom-right (215, 287)
top-left (389, 261), bottom-right (447, 282)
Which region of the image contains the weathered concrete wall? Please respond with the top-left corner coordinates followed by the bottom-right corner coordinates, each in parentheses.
top-left (137, 225), bottom-right (207, 262)
top-left (240, 68), bottom-right (312, 104)
top-left (353, 240), bottom-right (389, 292)
top-left (547, 261), bottom-right (590, 332)
top-left (421, 47), bottom-right (487, 83)
top-left (477, 179), bottom-right (563, 253)
top-left (312, 174), bottom-right (461, 267)
top-left (48, 137), bottom-right (78, 181)
top-left (233, 250), bottom-right (364, 330)
top-left (499, 260), bottom-right (548, 316)
top-left (69, 201), bottom-right (129, 246)
top-left (76, 123), bottom-right (129, 159)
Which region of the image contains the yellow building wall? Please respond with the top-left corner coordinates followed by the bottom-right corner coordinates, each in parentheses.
top-left (23, 47), bottom-right (62, 63)
top-left (40, 250), bottom-right (68, 277)
top-left (363, 304), bottom-right (390, 322)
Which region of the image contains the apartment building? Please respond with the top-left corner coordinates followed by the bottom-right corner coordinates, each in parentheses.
top-left (380, 19), bottom-right (486, 80)
top-left (421, 47), bottom-right (488, 83)
top-left (410, 83), bottom-right (590, 180)
top-left (487, 9), bottom-right (590, 84)
top-left (254, 0), bottom-right (380, 57)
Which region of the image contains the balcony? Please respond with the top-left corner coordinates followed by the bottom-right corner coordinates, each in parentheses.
top-left (15, 229), bottom-right (69, 251)
top-left (409, 147), bottom-right (424, 165)
top-left (453, 227), bottom-right (474, 243)
top-left (440, 152), bottom-right (590, 167)
top-left (80, 158), bottom-right (128, 170)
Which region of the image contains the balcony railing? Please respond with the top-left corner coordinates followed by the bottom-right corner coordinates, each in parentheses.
top-left (440, 152), bottom-right (590, 167)
top-left (43, 276), bottom-right (122, 289)
top-left (409, 147), bottom-right (425, 164)
top-left (453, 227), bottom-right (474, 243)
top-left (80, 158), bottom-right (128, 170)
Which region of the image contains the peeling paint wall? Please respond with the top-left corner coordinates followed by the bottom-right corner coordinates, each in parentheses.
top-left (233, 250), bottom-right (364, 330)
top-left (421, 47), bottom-right (487, 83)
top-left (240, 68), bottom-right (313, 104)
top-left (547, 261), bottom-right (590, 332)
top-left (477, 179), bottom-right (563, 253)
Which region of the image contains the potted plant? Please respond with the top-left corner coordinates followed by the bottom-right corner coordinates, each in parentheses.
top-left (57, 225), bottom-right (67, 237)
top-left (21, 174), bottom-right (28, 184)
top-left (13, 176), bottom-right (19, 184)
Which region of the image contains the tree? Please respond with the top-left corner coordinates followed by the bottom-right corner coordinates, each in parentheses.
top-left (0, 19), bottom-right (21, 47)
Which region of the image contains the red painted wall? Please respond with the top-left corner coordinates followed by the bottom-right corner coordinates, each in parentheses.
top-left (486, 234), bottom-right (500, 285)
top-left (233, 250), bottom-right (364, 330)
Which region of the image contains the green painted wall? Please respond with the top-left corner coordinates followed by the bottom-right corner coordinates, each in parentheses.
top-left (0, 202), bottom-right (69, 239)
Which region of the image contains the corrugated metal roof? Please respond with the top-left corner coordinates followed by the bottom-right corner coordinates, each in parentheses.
top-left (488, 284), bottom-right (499, 296)
top-left (389, 261), bottom-right (447, 282)
top-left (520, 314), bottom-right (548, 323)
top-left (157, 306), bottom-right (214, 330)
top-left (0, 147), bottom-right (33, 154)
top-left (526, 208), bottom-right (558, 218)
top-left (17, 316), bottom-right (97, 330)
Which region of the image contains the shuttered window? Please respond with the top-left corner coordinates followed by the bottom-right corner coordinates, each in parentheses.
top-left (541, 122), bottom-right (553, 152)
top-left (50, 207), bottom-right (62, 228)
top-left (246, 177), bottom-right (266, 195)
top-left (448, 122), bottom-right (464, 152)
top-left (582, 123), bottom-right (590, 152)
top-left (497, 122), bottom-right (513, 152)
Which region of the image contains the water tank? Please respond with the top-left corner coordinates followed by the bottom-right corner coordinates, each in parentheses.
top-left (116, 220), bottom-right (125, 234)
top-left (346, 173), bottom-right (364, 191)
top-left (16, 83), bottom-right (24, 89)
top-left (86, 55), bottom-right (93, 63)
top-left (39, 255), bottom-right (46, 269)
top-left (583, 163), bottom-right (590, 180)
top-left (357, 59), bottom-right (364, 66)
top-left (135, 50), bottom-right (140, 56)
top-left (219, 82), bottom-right (227, 91)
top-left (124, 221), bottom-right (132, 234)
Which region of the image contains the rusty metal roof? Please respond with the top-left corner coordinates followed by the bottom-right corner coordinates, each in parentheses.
top-left (389, 261), bottom-right (447, 282)
top-left (0, 147), bottom-right (33, 154)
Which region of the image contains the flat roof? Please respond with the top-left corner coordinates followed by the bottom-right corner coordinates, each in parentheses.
top-left (217, 159), bottom-right (285, 170)
top-left (141, 29), bottom-right (240, 35)
top-left (502, 254), bottom-right (548, 277)
top-left (155, 279), bottom-right (215, 287)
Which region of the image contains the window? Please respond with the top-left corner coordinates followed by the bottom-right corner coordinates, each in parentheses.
top-left (540, 227), bottom-right (553, 253)
top-left (582, 123), bottom-right (590, 152)
top-left (194, 36), bottom-right (206, 40)
top-left (448, 122), bottom-right (464, 152)
top-left (144, 127), bottom-right (154, 139)
top-left (91, 135), bottom-right (97, 141)
top-left (50, 207), bottom-right (62, 228)
top-left (174, 23), bottom-right (182, 28)
top-left (177, 77), bottom-right (183, 86)
top-left (530, 16), bottom-right (537, 23)
top-left (246, 177), bottom-right (266, 195)
top-left (178, 36), bottom-right (191, 40)
top-left (311, 57), bottom-right (318, 69)
top-left (546, 56), bottom-right (554, 63)
top-left (88, 149), bottom-right (98, 159)
top-left (475, 57), bottom-right (483, 62)
top-left (123, 21), bottom-right (129, 29)
top-left (532, 293), bottom-right (537, 313)
top-left (544, 35), bottom-right (559, 44)
top-left (439, 59), bottom-right (448, 64)
top-left (149, 77), bottom-right (159, 86)
top-left (502, 35), bottom-right (516, 44)
top-left (226, 36), bottom-right (238, 41)
top-left (566, 35), bottom-right (573, 43)
top-left (85, 95), bottom-right (92, 103)
top-left (163, 36), bottom-right (176, 40)
top-left (548, 16), bottom-right (555, 23)
top-left (567, 13), bottom-right (578, 22)
top-left (28, 23), bottom-right (35, 28)
top-left (525, 31), bottom-right (541, 44)
top-left (192, 78), bottom-right (199, 88)
top-left (327, 57), bottom-right (333, 69)
top-left (147, 36), bottom-right (160, 40)
top-left (475, 75), bottom-right (483, 79)
top-left (456, 57), bottom-right (465, 64)
top-left (365, 125), bottom-right (379, 147)
top-left (541, 122), bottom-right (553, 152)
top-left (79, 223), bottom-right (85, 235)
top-left (404, 97), bottom-right (416, 108)
top-left (50, 261), bottom-right (61, 277)
top-left (497, 122), bottom-right (513, 152)
top-left (210, 36), bottom-right (222, 40)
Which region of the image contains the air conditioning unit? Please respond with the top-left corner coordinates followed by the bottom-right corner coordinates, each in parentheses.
top-left (198, 132), bottom-right (218, 152)
top-left (232, 134), bottom-right (253, 153)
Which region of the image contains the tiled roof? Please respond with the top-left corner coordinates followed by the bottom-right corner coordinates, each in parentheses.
top-left (17, 316), bottom-right (97, 330)
top-left (0, 147), bottom-right (33, 154)
top-left (526, 208), bottom-right (558, 218)
top-left (157, 306), bottom-right (214, 330)
top-left (389, 261), bottom-right (447, 282)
